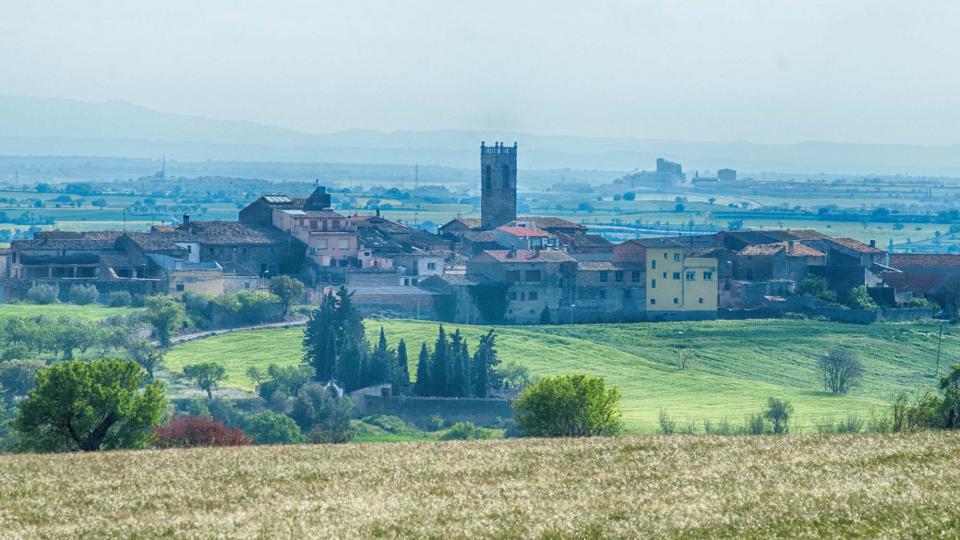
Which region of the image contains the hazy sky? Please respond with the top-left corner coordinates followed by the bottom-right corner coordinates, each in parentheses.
top-left (2, 1), bottom-right (960, 145)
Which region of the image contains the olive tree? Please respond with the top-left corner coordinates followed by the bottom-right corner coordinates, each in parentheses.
top-left (182, 362), bottom-right (227, 399)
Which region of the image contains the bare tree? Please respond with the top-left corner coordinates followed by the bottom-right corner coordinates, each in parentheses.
top-left (818, 348), bottom-right (864, 395)
top-left (676, 348), bottom-right (695, 371)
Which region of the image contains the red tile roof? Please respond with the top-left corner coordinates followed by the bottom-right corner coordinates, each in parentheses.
top-left (738, 242), bottom-right (825, 257)
top-left (497, 226), bottom-right (551, 238)
top-left (480, 250), bottom-right (575, 263)
top-left (824, 237), bottom-right (885, 254)
top-left (889, 253), bottom-right (960, 268)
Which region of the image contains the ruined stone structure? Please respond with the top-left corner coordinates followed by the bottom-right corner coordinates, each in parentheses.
top-left (480, 141), bottom-right (517, 230)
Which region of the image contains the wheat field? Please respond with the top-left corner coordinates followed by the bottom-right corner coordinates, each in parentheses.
top-left (1, 433), bottom-right (959, 538)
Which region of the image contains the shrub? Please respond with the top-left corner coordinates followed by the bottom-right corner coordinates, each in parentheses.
top-left (514, 374), bottom-right (622, 437)
top-left (26, 284), bottom-right (58, 304)
top-left (153, 415), bottom-right (251, 448)
top-left (362, 415), bottom-right (420, 436)
top-left (846, 285), bottom-right (879, 310)
top-left (106, 290), bottom-right (133, 307)
top-left (68, 284), bottom-right (98, 305)
top-left (1, 344), bottom-right (31, 362)
top-left (658, 408), bottom-right (676, 435)
top-left (439, 422), bottom-right (492, 441)
top-left (243, 411), bottom-right (305, 445)
top-left (0, 359), bottom-right (46, 399)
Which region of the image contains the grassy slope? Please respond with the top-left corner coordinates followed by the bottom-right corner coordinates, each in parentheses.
top-left (0, 303), bottom-right (139, 321)
top-left (1, 433), bottom-right (959, 538)
top-left (165, 319), bottom-right (954, 433)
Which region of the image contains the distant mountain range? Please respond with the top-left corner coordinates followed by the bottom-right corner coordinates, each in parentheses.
top-left (2, 95), bottom-right (960, 176)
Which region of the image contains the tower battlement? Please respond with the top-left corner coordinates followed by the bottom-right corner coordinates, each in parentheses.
top-left (481, 141), bottom-right (518, 155)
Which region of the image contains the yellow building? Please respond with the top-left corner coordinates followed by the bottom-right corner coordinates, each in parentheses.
top-left (614, 238), bottom-right (718, 319)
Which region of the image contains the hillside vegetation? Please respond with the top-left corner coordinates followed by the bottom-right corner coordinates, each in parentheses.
top-left (1, 433), bottom-right (958, 538)
top-left (165, 319), bottom-right (954, 432)
top-left (0, 303), bottom-right (139, 321)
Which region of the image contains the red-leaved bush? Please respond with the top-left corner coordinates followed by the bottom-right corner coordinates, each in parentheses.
top-left (153, 415), bottom-right (251, 448)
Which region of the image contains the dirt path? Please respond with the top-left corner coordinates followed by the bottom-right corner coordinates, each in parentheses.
top-left (156, 318), bottom-right (308, 347)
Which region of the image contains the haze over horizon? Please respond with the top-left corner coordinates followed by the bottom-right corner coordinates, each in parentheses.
top-left (4, 1), bottom-right (960, 146)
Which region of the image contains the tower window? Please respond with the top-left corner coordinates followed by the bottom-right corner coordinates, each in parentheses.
top-left (484, 165), bottom-right (492, 190)
top-left (502, 165), bottom-right (511, 189)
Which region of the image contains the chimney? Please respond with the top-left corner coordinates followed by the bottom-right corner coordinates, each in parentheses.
top-left (507, 249), bottom-right (516, 259)
top-left (182, 213), bottom-right (190, 227)
top-left (376, 207), bottom-right (381, 218)
top-left (787, 240), bottom-right (795, 254)
top-left (870, 239), bottom-right (876, 248)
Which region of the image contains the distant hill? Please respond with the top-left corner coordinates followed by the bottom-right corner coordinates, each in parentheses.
top-left (3, 95), bottom-right (960, 175)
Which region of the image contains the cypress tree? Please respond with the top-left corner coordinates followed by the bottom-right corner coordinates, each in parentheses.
top-left (430, 325), bottom-right (449, 396)
top-left (414, 342), bottom-right (431, 396)
top-left (364, 326), bottom-right (393, 387)
top-left (393, 339), bottom-right (410, 393)
top-left (472, 330), bottom-right (498, 398)
top-left (303, 292), bottom-right (337, 381)
top-left (455, 339), bottom-right (472, 397)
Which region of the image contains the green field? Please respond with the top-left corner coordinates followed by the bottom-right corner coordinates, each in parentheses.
top-left (1, 433), bottom-right (958, 538)
top-left (166, 319), bottom-right (953, 433)
top-left (0, 302), bottom-right (140, 321)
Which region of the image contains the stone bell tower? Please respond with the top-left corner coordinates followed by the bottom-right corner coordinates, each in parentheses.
top-left (480, 141), bottom-right (518, 230)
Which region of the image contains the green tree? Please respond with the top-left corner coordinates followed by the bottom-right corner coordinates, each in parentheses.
top-left (450, 331), bottom-right (471, 397)
top-left (365, 327), bottom-right (394, 387)
top-left (472, 330), bottom-right (499, 398)
top-left (763, 397), bottom-right (794, 434)
top-left (514, 374), bottom-right (622, 437)
top-left (938, 364), bottom-right (960, 429)
top-left (414, 342), bottom-right (431, 396)
top-left (0, 359), bottom-right (46, 400)
top-left (247, 363), bottom-right (315, 401)
top-left (16, 359), bottom-right (166, 452)
top-left (302, 292), bottom-right (337, 381)
top-left (182, 362), bottom-right (227, 399)
top-left (242, 411), bottom-right (305, 445)
top-left (290, 382), bottom-right (354, 443)
top-left (430, 326), bottom-right (450, 396)
top-left (145, 294), bottom-right (186, 347)
top-left (269, 275), bottom-right (305, 317)
top-left (392, 339), bottom-right (410, 394)
top-left (126, 339), bottom-right (164, 380)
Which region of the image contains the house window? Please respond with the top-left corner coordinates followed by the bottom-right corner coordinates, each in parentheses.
top-left (526, 270), bottom-right (542, 281)
top-left (650, 298), bottom-right (656, 305)
top-left (310, 219), bottom-right (319, 230)
top-left (674, 253), bottom-right (681, 262)
top-left (663, 253), bottom-right (668, 259)
top-left (698, 297), bottom-right (704, 304)
top-left (662, 272), bottom-right (667, 278)
top-left (176, 283), bottom-right (184, 291)
top-left (338, 239), bottom-right (350, 249)
top-left (528, 291), bottom-right (538, 301)
top-left (520, 292), bottom-right (526, 301)
top-left (651, 260), bottom-right (657, 269)
top-left (686, 272), bottom-right (696, 280)
top-left (505, 270), bottom-right (521, 282)
top-left (651, 279), bottom-right (657, 288)
top-left (703, 271), bottom-right (713, 280)
top-left (316, 239), bottom-right (328, 249)
top-left (673, 272), bottom-right (681, 280)
top-left (600, 271), bottom-right (608, 282)
top-left (427, 262), bottom-right (437, 270)
top-left (509, 291), bottom-right (517, 300)
top-left (631, 271), bottom-right (640, 282)
top-left (615, 271), bottom-right (623, 282)
top-left (673, 297), bottom-right (679, 304)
